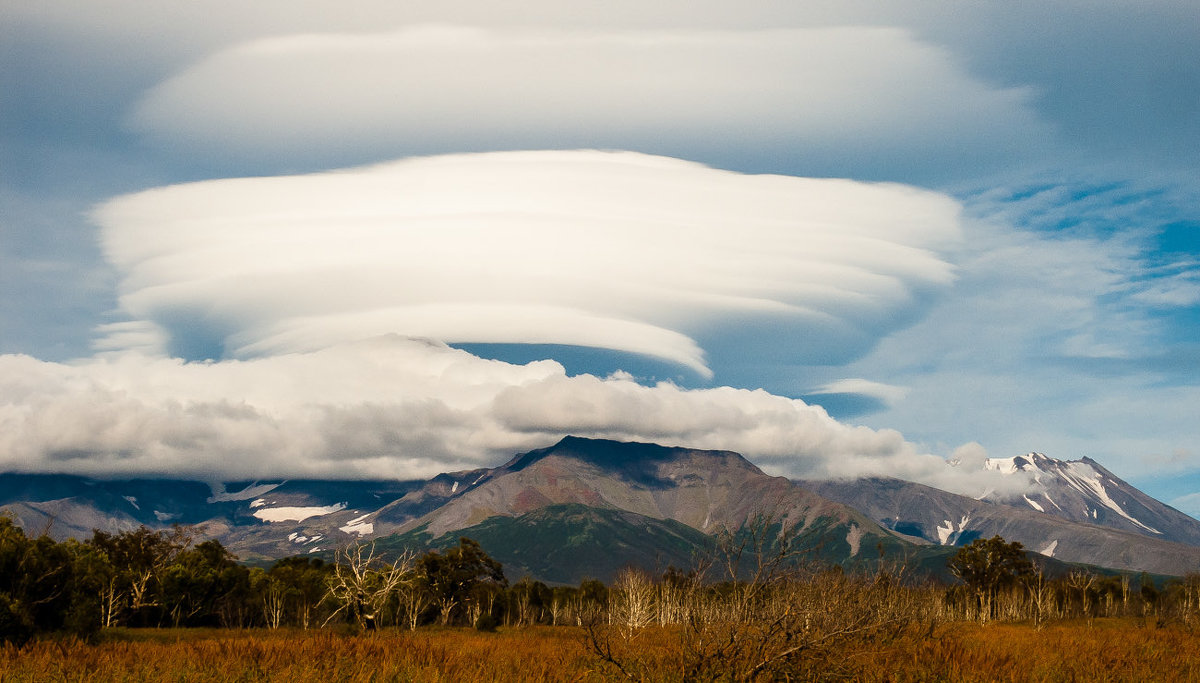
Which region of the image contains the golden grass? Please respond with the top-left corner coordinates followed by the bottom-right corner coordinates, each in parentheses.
top-left (870, 620), bottom-right (1200, 683)
top-left (3, 620), bottom-right (1200, 682)
top-left (0, 627), bottom-right (602, 683)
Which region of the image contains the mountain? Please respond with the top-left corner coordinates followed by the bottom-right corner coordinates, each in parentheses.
top-left (361, 436), bottom-right (922, 582)
top-left (376, 436), bottom-right (864, 536)
top-left (0, 474), bottom-right (424, 560)
top-left (3, 439), bottom-right (1200, 579)
top-left (0, 438), bottom-right (920, 580)
top-left (978, 453), bottom-right (1200, 545)
top-left (380, 503), bottom-right (720, 585)
top-left (799, 456), bottom-right (1200, 576)
top-left (0, 474), bottom-right (218, 540)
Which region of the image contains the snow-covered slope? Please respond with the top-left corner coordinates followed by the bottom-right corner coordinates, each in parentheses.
top-left (799, 474), bottom-right (1200, 576)
top-left (981, 453), bottom-right (1200, 545)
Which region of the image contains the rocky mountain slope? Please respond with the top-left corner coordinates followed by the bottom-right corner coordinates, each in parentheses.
top-left (0, 438), bottom-right (916, 577)
top-left (4, 439), bottom-right (1200, 579)
top-left (365, 437), bottom-right (921, 582)
top-left (377, 437), bottom-right (869, 537)
top-left (0, 474), bottom-right (422, 559)
top-left (800, 467), bottom-right (1200, 577)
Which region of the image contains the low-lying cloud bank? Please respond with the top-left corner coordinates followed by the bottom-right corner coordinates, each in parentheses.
top-left (0, 335), bottom-right (1028, 496)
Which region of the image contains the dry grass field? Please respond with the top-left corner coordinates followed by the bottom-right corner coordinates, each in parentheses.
top-left (3, 620), bottom-right (1200, 682)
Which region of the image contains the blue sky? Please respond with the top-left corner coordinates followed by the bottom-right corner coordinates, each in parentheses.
top-left (1, 1), bottom-right (1198, 511)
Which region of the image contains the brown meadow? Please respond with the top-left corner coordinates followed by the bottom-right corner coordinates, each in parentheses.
top-left (8, 522), bottom-right (1200, 681)
top-left (3, 620), bottom-right (1200, 682)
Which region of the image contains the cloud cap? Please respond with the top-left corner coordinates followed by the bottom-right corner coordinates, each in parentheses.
top-left (93, 150), bottom-right (961, 380)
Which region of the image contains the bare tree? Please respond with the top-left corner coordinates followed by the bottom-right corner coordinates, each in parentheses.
top-left (612, 568), bottom-right (656, 637)
top-left (587, 508), bottom-right (932, 682)
top-left (1025, 564), bottom-right (1054, 628)
top-left (1067, 570), bottom-right (1097, 618)
top-left (323, 542), bottom-right (413, 630)
top-left (394, 572), bottom-right (429, 631)
top-left (99, 575), bottom-right (123, 629)
top-left (261, 577), bottom-right (286, 630)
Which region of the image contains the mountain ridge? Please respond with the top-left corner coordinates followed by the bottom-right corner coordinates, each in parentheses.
top-left (4, 438), bottom-right (1200, 578)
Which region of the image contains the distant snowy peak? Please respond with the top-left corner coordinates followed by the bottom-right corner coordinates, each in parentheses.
top-left (983, 452), bottom-right (1057, 476)
top-left (979, 451), bottom-right (1200, 540)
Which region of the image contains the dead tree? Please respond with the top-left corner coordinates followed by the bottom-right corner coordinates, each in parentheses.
top-left (323, 542), bottom-right (413, 630)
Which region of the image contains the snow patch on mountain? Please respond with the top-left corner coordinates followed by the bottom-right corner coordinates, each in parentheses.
top-left (1059, 462), bottom-right (1160, 534)
top-left (1041, 539), bottom-right (1058, 557)
top-left (253, 503), bottom-right (345, 522)
top-left (340, 513), bottom-right (374, 536)
top-left (936, 515), bottom-right (971, 545)
top-left (208, 482), bottom-right (282, 503)
top-left (1024, 495), bottom-right (1044, 512)
top-left (123, 495), bottom-right (139, 510)
top-left (985, 457), bottom-right (1023, 475)
top-left (936, 520), bottom-right (953, 544)
top-left (846, 524), bottom-right (863, 557)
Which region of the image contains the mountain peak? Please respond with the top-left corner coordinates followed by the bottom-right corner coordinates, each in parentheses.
top-left (501, 436), bottom-right (760, 483)
top-left (983, 452), bottom-right (1059, 475)
top-left (973, 450), bottom-right (1200, 541)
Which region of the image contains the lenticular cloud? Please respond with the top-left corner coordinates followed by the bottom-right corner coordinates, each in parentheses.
top-left (93, 150), bottom-right (960, 378)
top-left (5, 151), bottom-right (979, 484)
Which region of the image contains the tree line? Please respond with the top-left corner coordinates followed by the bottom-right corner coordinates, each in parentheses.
top-left (4, 514), bottom-right (1200, 652)
top-left (0, 516), bottom-right (608, 643)
top-left (945, 534), bottom-right (1196, 626)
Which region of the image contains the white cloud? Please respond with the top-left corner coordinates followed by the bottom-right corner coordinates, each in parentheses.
top-left (0, 336), bottom-right (972, 484)
top-left (807, 378), bottom-right (909, 407)
top-left (1127, 272), bottom-right (1200, 308)
top-left (836, 177), bottom-right (1200, 485)
top-left (91, 321), bottom-right (168, 356)
top-left (92, 150), bottom-right (961, 380)
top-left (0, 333), bottom-right (1041, 500)
top-left (1171, 492), bottom-right (1200, 519)
top-left (127, 25), bottom-right (1049, 177)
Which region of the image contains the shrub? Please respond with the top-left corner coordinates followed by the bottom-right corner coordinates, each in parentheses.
top-left (474, 613), bottom-right (499, 632)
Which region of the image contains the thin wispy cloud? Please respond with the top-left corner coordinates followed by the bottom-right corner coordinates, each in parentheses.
top-left (128, 25), bottom-right (1050, 180)
top-left (840, 178), bottom-right (1200, 484)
